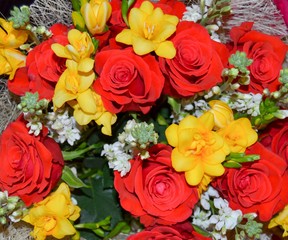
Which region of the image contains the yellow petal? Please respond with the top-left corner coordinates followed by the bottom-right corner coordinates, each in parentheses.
top-left (53, 88), bottom-right (76, 109)
top-left (129, 8), bottom-right (147, 36)
top-left (199, 112), bottom-right (214, 130)
top-left (139, 1), bottom-right (154, 14)
top-left (76, 89), bottom-right (97, 113)
top-left (179, 115), bottom-right (198, 130)
top-left (78, 58), bottom-right (94, 72)
top-left (52, 218), bottom-right (76, 239)
top-left (171, 148), bottom-right (198, 171)
top-left (116, 29), bottom-right (134, 45)
top-left (165, 123), bottom-right (179, 147)
top-left (51, 43), bottom-right (71, 59)
top-left (203, 163), bottom-right (225, 177)
top-left (184, 163), bottom-right (204, 186)
top-left (155, 40), bottom-right (176, 59)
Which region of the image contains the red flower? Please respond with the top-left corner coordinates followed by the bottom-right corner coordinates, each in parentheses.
top-left (0, 116), bottom-right (64, 206)
top-left (229, 22), bottom-right (288, 93)
top-left (260, 118), bottom-right (288, 163)
top-left (159, 21), bottom-right (228, 98)
top-left (213, 142), bottom-right (288, 221)
top-left (114, 144), bottom-right (199, 227)
top-left (127, 221), bottom-right (212, 240)
top-left (8, 23), bottom-right (69, 100)
top-left (93, 48), bottom-right (165, 114)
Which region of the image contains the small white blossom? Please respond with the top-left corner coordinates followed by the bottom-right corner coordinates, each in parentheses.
top-left (220, 92), bottom-right (262, 117)
top-left (26, 121), bottom-right (43, 136)
top-left (102, 142), bottom-right (132, 177)
top-left (182, 5), bottom-right (202, 22)
top-left (46, 109), bottom-right (81, 146)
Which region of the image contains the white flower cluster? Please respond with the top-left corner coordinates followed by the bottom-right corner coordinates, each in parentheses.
top-left (102, 119), bottom-right (158, 177)
top-left (101, 142), bottom-right (132, 177)
top-left (46, 109), bottom-right (81, 146)
top-left (192, 186), bottom-right (242, 240)
top-left (182, 0), bottom-right (221, 42)
top-left (220, 92), bottom-right (262, 117)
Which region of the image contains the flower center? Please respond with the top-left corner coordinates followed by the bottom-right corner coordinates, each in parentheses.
top-left (239, 175), bottom-right (250, 189)
top-left (43, 217), bottom-right (57, 232)
top-left (143, 22), bottom-right (156, 40)
top-left (155, 182), bottom-right (166, 195)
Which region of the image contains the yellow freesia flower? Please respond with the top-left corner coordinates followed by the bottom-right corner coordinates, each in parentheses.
top-left (269, 205), bottom-right (288, 237)
top-left (69, 90), bottom-right (117, 136)
top-left (80, 0), bottom-right (112, 35)
top-left (165, 112), bottom-right (230, 186)
top-left (116, 1), bottom-right (178, 59)
top-left (208, 100), bottom-right (234, 129)
top-left (51, 29), bottom-right (95, 62)
top-left (22, 183), bottom-right (80, 240)
top-left (0, 18), bottom-right (28, 48)
top-left (53, 59), bottom-right (95, 110)
top-left (217, 118), bottom-right (258, 153)
top-left (0, 48), bottom-right (26, 79)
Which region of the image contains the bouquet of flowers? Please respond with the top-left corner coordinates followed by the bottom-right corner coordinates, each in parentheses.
top-left (0, 0), bottom-right (288, 239)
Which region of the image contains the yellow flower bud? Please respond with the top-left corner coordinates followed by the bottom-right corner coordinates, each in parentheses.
top-left (208, 100), bottom-right (234, 129)
top-left (80, 0), bottom-right (112, 35)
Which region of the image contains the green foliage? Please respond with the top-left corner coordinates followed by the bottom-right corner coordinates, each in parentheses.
top-left (8, 5), bottom-right (30, 28)
top-left (223, 152), bottom-right (260, 168)
top-left (252, 98), bottom-right (281, 129)
top-left (61, 166), bottom-right (89, 188)
top-left (73, 168), bottom-right (125, 239)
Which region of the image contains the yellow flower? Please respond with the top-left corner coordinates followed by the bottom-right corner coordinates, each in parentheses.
top-left (116, 1), bottom-right (178, 59)
top-left (69, 90), bottom-right (117, 136)
top-left (217, 118), bottom-right (258, 153)
top-left (165, 112), bottom-right (230, 186)
top-left (53, 59), bottom-right (95, 110)
top-left (208, 100), bottom-right (234, 129)
top-left (80, 0), bottom-right (112, 35)
top-left (269, 205), bottom-right (288, 237)
top-left (0, 48), bottom-right (26, 79)
top-left (0, 18), bottom-right (28, 48)
top-left (22, 183), bottom-right (80, 240)
top-left (51, 29), bottom-right (95, 62)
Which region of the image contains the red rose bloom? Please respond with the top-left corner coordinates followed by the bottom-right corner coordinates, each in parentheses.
top-left (229, 22), bottom-right (288, 93)
top-left (213, 142), bottom-right (288, 221)
top-left (260, 118), bottom-right (288, 163)
top-left (128, 222), bottom-right (212, 240)
top-left (93, 48), bottom-right (165, 114)
top-left (8, 23), bottom-right (69, 100)
top-left (159, 21), bottom-right (228, 98)
top-left (114, 144), bottom-right (199, 227)
top-left (0, 117), bottom-right (64, 206)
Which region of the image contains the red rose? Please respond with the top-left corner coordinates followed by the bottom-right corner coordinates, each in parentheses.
top-left (260, 118), bottom-right (288, 163)
top-left (127, 222), bottom-right (212, 240)
top-left (229, 22), bottom-right (288, 93)
top-left (159, 21), bottom-right (228, 98)
top-left (0, 116), bottom-right (64, 206)
top-left (213, 142), bottom-right (288, 221)
top-left (114, 144), bottom-right (199, 226)
top-left (93, 48), bottom-right (165, 114)
top-left (8, 23), bottom-right (69, 99)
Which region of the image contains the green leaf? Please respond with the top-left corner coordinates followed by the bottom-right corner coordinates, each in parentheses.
top-left (167, 97), bottom-right (181, 115)
top-left (61, 166), bottom-right (89, 188)
top-left (62, 143), bottom-right (102, 161)
top-left (104, 221), bottom-right (131, 240)
top-left (192, 224), bottom-right (213, 237)
top-left (223, 160), bottom-right (242, 168)
top-left (73, 176), bottom-right (124, 238)
top-left (71, 0), bottom-right (81, 11)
